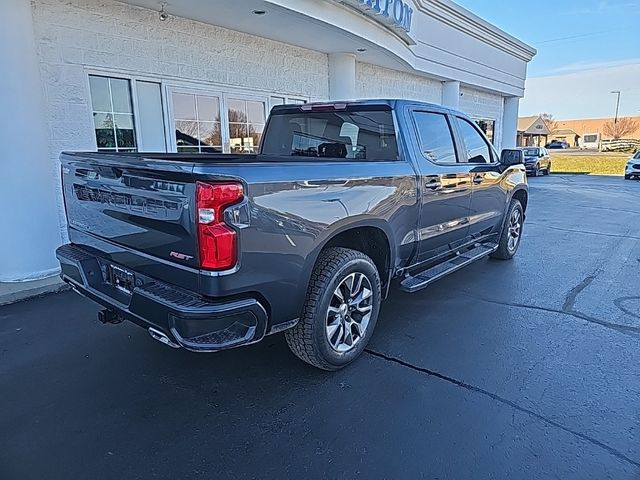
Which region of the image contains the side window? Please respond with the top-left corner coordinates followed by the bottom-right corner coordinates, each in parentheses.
top-left (457, 117), bottom-right (492, 164)
top-left (412, 112), bottom-right (457, 164)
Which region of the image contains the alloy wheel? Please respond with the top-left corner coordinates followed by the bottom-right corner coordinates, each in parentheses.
top-left (325, 272), bottom-right (373, 353)
top-left (507, 208), bottom-right (522, 253)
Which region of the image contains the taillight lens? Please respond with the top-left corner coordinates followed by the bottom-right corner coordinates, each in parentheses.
top-left (196, 182), bottom-right (244, 270)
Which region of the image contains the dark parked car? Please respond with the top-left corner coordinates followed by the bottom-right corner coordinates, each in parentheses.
top-left (519, 146), bottom-right (551, 176)
top-left (546, 140), bottom-right (569, 149)
top-left (56, 100), bottom-right (528, 370)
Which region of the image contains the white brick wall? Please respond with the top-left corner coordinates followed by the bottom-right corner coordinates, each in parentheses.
top-left (31, 0), bottom-right (330, 240)
top-left (356, 62), bottom-right (441, 103)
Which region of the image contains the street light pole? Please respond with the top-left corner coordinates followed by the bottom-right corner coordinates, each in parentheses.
top-left (611, 90), bottom-right (621, 124)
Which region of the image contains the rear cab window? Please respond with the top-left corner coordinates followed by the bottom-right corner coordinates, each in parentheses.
top-left (261, 105), bottom-right (399, 161)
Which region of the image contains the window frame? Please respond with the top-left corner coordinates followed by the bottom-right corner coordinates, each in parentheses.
top-left (87, 74), bottom-right (139, 152)
top-left (225, 93), bottom-right (269, 154)
top-left (454, 116), bottom-right (498, 165)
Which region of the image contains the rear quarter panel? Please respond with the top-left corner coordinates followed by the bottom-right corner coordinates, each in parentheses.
top-left (193, 159), bottom-right (419, 326)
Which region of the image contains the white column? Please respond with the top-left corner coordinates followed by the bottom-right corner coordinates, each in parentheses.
top-left (0, 0), bottom-right (61, 281)
top-left (441, 81), bottom-right (460, 109)
top-left (328, 53), bottom-right (356, 100)
top-left (501, 96), bottom-right (520, 149)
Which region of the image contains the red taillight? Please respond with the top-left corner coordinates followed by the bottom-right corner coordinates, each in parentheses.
top-left (196, 182), bottom-right (244, 270)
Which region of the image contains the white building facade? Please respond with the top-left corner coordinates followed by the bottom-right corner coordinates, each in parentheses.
top-left (0, 0), bottom-right (535, 284)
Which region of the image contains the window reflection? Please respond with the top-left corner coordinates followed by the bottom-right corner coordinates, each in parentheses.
top-left (228, 98), bottom-right (265, 153)
top-left (88, 75), bottom-right (137, 152)
top-left (172, 93), bottom-right (222, 153)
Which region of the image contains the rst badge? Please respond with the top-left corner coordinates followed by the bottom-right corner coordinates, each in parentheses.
top-left (170, 251), bottom-right (194, 261)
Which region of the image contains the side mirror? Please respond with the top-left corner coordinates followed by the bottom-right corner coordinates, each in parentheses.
top-left (500, 149), bottom-right (524, 166)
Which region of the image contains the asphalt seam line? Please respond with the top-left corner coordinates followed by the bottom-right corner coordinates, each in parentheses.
top-left (364, 348), bottom-right (640, 469)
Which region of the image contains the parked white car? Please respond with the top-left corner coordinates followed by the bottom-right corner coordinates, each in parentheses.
top-left (625, 151), bottom-right (640, 180)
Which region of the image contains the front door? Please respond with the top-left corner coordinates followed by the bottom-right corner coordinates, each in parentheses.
top-left (408, 109), bottom-right (473, 262)
top-left (453, 116), bottom-right (508, 240)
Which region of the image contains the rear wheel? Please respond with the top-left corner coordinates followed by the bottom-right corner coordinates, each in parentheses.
top-left (490, 199), bottom-right (524, 260)
top-left (285, 247), bottom-right (381, 370)
top-left (545, 162), bottom-right (551, 175)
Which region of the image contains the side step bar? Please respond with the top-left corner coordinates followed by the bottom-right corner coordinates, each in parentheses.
top-left (400, 243), bottom-right (498, 293)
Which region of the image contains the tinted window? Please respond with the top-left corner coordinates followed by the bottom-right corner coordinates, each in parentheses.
top-left (412, 112), bottom-right (457, 164)
top-left (261, 108), bottom-right (398, 160)
top-left (457, 118), bottom-right (491, 163)
top-left (523, 148), bottom-right (539, 156)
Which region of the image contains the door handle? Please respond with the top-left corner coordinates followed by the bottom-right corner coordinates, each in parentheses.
top-left (425, 178), bottom-right (442, 190)
top-left (472, 174), bottom-right (483, 184)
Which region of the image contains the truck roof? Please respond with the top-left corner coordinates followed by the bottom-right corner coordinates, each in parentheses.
top-left (271, 99), bottom-right (465, 117)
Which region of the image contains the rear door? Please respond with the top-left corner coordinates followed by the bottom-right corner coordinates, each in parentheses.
top-left (453, 116), bottom-right (508, 240)
top-left (407, 108), bottom-right (473, 262)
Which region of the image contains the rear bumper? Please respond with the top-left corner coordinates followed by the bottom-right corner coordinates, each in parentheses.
top-left (56, 244), bottom-right (268, 352)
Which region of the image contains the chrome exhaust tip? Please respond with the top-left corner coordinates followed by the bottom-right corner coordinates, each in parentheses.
top-left (148, 327), bottom-right (181, 349)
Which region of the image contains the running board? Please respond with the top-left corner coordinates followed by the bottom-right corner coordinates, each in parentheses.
top-left (399, 243), bottom-right (498, 293)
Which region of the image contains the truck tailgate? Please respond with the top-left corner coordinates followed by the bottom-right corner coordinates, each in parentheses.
top-left (60, 152), bottom-right (200, 277)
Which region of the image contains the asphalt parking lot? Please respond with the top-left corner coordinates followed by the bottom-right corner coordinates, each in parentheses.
top-left (2, 174), bottom-right (639, 480)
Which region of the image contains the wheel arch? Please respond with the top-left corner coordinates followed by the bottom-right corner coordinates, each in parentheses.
top-left (303, 218), bottom-right (396, 298)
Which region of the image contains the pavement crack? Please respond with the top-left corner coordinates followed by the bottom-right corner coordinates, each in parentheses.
top-left (458, 291), bottom-right (640, 338)
top-left (364, 348), bottom-right (640, 469)
top-left (562, 273), bottom-right (597, 312)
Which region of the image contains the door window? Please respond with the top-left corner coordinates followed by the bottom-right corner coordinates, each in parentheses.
top-left (457, 118), bottom-right (492, 163)
top-left (172, 92), bottom-right (222, 153)
top-left (412, 112), bottom-right (457, 164)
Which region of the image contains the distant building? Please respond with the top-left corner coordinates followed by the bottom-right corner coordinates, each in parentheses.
top-left (517, 116), bottom-right (550, 146)
top-left (548, 128), bottom-right (580, 148)
top-left (555, 117), bottom-right (640, 141)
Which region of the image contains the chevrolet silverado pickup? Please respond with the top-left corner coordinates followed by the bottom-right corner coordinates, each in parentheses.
top-left (57, 99), bottom-right (527, 370)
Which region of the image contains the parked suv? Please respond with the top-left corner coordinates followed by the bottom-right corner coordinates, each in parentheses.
top-left (56, 100), bottom-right (528, 370)
top-left (519, 147), bottom-right (551, 176)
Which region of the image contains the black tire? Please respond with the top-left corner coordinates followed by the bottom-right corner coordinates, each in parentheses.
top-left (490, 199), bottom-right (524, 260)
top-left (545, 163), bottom-right (551, 175)
top-left (285, 247), bottom-right (381, 370)
top-left (625, 174), bottom-right (631, 180)
top-left (532, 165), bottom-right (540, 177)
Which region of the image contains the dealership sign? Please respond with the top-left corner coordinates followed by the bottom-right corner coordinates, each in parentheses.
top-left (340, 0), bottom-right (415, 41)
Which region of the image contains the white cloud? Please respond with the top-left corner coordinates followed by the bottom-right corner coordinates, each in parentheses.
top-left (521, 63), bottom-right (640, 119)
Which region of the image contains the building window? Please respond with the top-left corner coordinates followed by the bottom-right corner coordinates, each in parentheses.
top-left (89, 75), bottom-right (137, 152)
top-left (227, 98), bottom-right (266, 153)
top-left (475, 119), bottom-right (496, 145)
top-left (172, 93), bottom-right (222, 153)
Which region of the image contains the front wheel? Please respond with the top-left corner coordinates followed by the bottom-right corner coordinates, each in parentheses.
top-left (490, 199), bottom-right (524, 260)
top-left (285, 247), bottom-right (381, 370)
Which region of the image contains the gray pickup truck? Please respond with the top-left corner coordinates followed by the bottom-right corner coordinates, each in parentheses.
top-left (57, 99), bottom-right (527, 370)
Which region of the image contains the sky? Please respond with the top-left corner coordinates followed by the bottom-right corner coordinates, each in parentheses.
top-left (454, 0), bottom-right (640, 119)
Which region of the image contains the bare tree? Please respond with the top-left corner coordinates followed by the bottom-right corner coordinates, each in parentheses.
top-left (539, 113), bottom-right (558, 134)
top-left (603, 117), bottom-right (639, 140)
